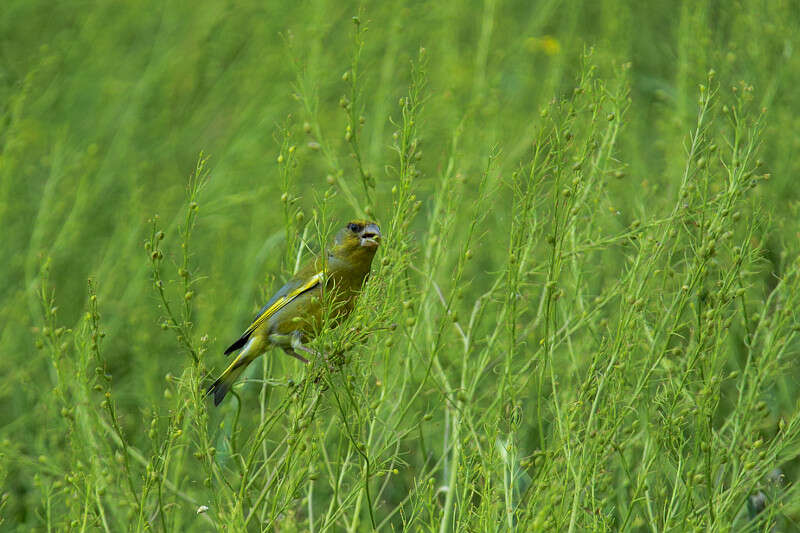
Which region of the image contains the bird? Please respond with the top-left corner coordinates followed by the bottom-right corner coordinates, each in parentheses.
top-left (206, 220), bottom-right (381, 405)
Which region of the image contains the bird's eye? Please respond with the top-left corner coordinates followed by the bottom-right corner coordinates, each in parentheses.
top-left (348, 223), bottom-right (362, 233)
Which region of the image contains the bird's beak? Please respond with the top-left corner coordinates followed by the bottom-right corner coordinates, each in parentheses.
top-left (360, 223), bottom-right (382, 248)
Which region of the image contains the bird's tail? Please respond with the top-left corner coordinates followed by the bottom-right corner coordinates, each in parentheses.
top-left (206, 337), bottom-right (261, 406)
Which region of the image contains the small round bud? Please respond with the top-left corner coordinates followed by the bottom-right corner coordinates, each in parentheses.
top-left (303, 122), bottom-right (312, 134)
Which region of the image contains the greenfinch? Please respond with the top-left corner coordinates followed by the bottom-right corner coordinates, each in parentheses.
top-left (207, 220), bottom-right (381, 405)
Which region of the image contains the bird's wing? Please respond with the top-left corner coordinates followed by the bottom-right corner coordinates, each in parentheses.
top-left (224, 271), bottom-right (323, 354)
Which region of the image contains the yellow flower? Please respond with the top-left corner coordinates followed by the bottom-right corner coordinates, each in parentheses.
top-left (525, 35), bottom-right (561, 56)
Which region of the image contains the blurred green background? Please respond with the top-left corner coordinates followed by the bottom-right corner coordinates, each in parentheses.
top-left (3, 0), bottom-right (800, 529)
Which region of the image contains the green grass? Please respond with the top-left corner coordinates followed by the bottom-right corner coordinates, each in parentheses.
top-left (3, 0), bottom-right (800, 531)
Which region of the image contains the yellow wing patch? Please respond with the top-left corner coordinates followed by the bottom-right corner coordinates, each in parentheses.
top-left (242, 271), bottom-right (323, 337)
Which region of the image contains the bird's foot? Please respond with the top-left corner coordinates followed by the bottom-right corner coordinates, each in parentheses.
top-left (290, 332), bottom-right (337, 372)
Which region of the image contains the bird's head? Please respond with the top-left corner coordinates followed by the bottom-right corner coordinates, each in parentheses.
top-left (332, 220), bottom-right (381, 265)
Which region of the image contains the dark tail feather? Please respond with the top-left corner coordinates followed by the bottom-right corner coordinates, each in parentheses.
top-left (224, 333), bottom-right (250, 355)
top-left (206, 349), bottom-right (253, 406)
top-left (206, 377), bottom-right (231, 406)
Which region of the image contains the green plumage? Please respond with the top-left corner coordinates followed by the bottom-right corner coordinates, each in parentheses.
top-left (207, 220), bottom-right (381, 405)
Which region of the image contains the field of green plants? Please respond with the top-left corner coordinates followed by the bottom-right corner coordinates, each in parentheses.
top-left (3, 0), bottom-right (800, 531)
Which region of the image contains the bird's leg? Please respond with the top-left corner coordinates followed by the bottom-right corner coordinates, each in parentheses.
top-left (268, 333), bottom-right (309, 364)
top-left (290, 331), bottom-right (340, 374)
top-left (284, 348), bottom-right (310, 365)
top-left (290, 330), bottom-right (326, 361)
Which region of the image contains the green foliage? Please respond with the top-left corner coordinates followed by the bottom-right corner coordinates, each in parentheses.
top-left (3, 0), bottom-right (800, 531)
